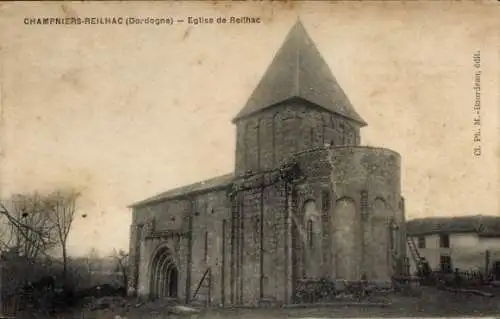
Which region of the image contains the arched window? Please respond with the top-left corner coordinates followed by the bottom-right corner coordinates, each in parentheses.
top-left (391, 227), bottom-right (397, 251)
top-left (360, 190), bottom-right (368, 217)
top-left (304, 200), bottom-right (319, 222)
top-left (243, 122), bottom-right (250, 170)
top-left (344, 124), bottom-right (353, 145)
top-left (304, 200), bottom-right (319, 249)
top-left (307, 219), bottom-right (313, 248)
top-left (322, 125), bottom-right (328, 145)
top-left (204, 231), bottom-right (208, 262)
top-left (244, 121), bottom-right (259, 171)
top-left (322, 190), bottom-right (330, 212)
top-left (253, 216), bottom-right (260, 235)
top-left (339, 124), bottom-right (345, 145)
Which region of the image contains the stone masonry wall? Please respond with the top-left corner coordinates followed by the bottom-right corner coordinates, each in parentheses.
top-left (130, 143), bottom-right (404, 304)
top-left (188, 189), bottom-right (232, 306)
top-left (261, 183), bottom-right (287, 302)
top-left (290, 147), bottom-right (332, 281)
top-left (234, 100), bottom-right (361, 175)
top-left (290, 146), bottom-right (404, 282)
top-left (131, 189), bottom-right (233, 305)
top-left (328, 146), bottom-right (403, 281)
top-left (240, 188), bottom-right (262, 305)
top-left (132, 198), bottom-right (191, 299)
top-left (128, 224), bottom-right (138, 295)
top-left (230, 171), bottom-right (290, 305)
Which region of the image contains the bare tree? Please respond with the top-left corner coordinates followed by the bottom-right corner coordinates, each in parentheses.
top-left (0, 193), bottom-right (61, 313)
top-left (0, 193), bottom-right (57, 259)
top-left (45, 189), bottom-right (81, 285)
top-left (0, 214), bottom-right (14, 252)
top-left (111, 249), bottom-right (129, 289)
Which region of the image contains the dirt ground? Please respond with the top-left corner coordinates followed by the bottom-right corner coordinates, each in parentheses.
top-left (12, 287), bottom-right (500, 318)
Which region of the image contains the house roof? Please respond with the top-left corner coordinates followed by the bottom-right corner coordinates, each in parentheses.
top-left (129, 173), bottom-right (234, 208)
top-left (406, 215), bottom-right (500, 237)
top-left (232, 20), bottom-right (367, 126)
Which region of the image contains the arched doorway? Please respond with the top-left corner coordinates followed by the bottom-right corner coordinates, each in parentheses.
top-left (150, 246), bottom-right (178, 300)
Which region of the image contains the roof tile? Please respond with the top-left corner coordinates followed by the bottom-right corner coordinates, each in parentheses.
top-left (406, 215), bottom-right (500, 237)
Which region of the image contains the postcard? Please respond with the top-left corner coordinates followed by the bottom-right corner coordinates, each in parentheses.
top-left (0, 1), bottom-right (499, 318)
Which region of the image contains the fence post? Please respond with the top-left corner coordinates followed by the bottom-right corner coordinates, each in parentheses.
top-left (485, 250), bottom-right (490, 275)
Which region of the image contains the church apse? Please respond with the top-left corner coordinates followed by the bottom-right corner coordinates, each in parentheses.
top-left (290, 145), bottom-right (404, 283)
top-left (328, 146), bottom-right (403, 281)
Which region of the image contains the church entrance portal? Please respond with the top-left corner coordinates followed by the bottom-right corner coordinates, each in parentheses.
top-left (150, 246), bottom-right (179, 299)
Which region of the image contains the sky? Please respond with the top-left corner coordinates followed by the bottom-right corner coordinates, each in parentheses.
top-left (0, 2), bottom-right (499, 257)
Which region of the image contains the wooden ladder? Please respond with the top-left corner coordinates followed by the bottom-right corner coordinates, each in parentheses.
top-left (192, 268), bottom-right (212, 306)
top-left (407, 237), bottom-right (425, 272)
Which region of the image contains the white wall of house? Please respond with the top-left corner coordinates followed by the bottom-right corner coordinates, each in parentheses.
top-left (407, 233), bottom-right (500, 274)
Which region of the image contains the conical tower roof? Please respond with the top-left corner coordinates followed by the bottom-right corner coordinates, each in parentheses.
top-left (233, 20), bottom-right (366, 126)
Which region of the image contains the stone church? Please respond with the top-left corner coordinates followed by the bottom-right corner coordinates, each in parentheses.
top-left (128, 20), bottom-right (407, 306)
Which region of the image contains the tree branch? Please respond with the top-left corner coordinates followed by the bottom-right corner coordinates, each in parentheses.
top-left (0, 202), bottom-right (48, 238)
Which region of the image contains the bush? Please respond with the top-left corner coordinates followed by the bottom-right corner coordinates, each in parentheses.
top-left (295, 278), bottom-right (337, 303)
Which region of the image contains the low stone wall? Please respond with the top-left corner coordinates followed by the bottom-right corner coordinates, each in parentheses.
top-left (294, 278), bottom-right (395, 304)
